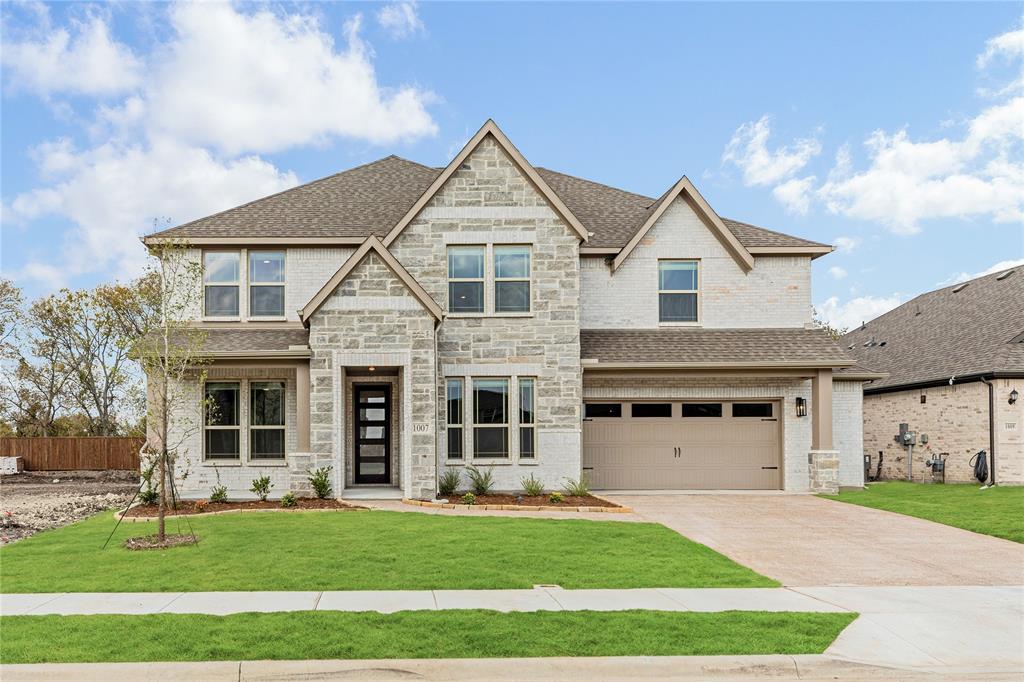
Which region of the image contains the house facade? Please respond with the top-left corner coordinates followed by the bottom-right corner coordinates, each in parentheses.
top-left (145, 120), bottom-right (870, 501)
top-left (843, 268), bottom-right (1024, 485)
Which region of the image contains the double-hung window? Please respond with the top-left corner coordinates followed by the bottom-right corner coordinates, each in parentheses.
top-left (204, 382), bottom-right (240, 459)
top-left (659, 260), bottom-right (699, 323)
top-left (448, 247), bottom-right (485, 313)
top-left (494, 246), bottom-right (531, 313)
top-left (473, 378), bottom-right (509, 458)
top-left (204, 252), bottom-right (240, 317)
top-left (250, 381), bottom-right (285, 459)
top-left (518, 378), bottom-right (535, 459)
top-left (249, 251), bottom-right (285, 317)
top-left (446, 379), bottom-right (464, 460)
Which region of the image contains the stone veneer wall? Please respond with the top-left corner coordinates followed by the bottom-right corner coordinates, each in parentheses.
top-left (307, 252), bottom-right (438, 498)
top-left (389, 135), bottom-right (583, 492)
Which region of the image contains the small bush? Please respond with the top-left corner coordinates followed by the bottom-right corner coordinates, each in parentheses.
top-left (209, 485), bottom-right (228, 503)
top-left (307, 466), bottom-right (333, 499)
top-left (563, 476), bottom-right (590, 497)
top-left (280, 492), bottom-right (297, 508)
top-left (193, 499), bottom-right (209, 513)
top-left (438, 468), bottom-right (461, 496)
top-left (138, 465), bottom-right (158, 505)
top-left (460, 492), bottom-right (476, 505)
top-left (548, 492), bottom-right (564, 504)
top-left (520, 474), bottom-right (545, 497)
top-left (465, 465), bottom-right (495, 495)
top-left (250, 475), bottom-right (273, 502)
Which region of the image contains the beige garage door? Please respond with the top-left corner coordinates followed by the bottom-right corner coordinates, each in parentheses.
top-left (583, 400), bottom-right (781, 490)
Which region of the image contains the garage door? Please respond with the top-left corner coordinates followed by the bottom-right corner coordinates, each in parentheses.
top-left (582, 400), bottom-right (781, 490)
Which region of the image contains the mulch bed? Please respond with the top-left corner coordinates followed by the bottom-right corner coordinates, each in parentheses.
top-left (438, 493), bottom-right (620, 508)
top-left (121, 498), bottom-right (360, 518)
top-left (124, 534), bottom-right (199, 550)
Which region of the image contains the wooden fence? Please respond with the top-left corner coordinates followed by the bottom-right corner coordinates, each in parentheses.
top-left (0, 437), bottom-right (143, 471)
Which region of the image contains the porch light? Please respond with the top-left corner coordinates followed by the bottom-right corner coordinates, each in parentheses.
top-left (1011, 388), bottom-right (1019, 405)
top-left (795, 396), bottom-right (807, 417)
top-left (368, 366), bottom-right (376, 372)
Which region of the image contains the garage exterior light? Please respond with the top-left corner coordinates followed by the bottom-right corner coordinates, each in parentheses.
top-left (795, 396), bottom-right (807, 417)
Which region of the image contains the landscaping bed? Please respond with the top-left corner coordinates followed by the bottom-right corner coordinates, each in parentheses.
top-left (121, 498), bottom-right (361, 518)
top-left (421, 492), bottom-right (626, 512)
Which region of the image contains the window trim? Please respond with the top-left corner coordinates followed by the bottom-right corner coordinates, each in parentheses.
top-left (247, 250), bottom-right (287, 320)
top-left (658, 259), bottom-right (701, 326)
top-left (204, 381), bottom-right (241, 461)
top-left (447, 246), bottom-right (486, 315)
top-left (518, 377), bottom-right (536, 460)
top-left (471, 376), bottom-right (510, 460)
top-left (203, 251), bottom-right (241, 320)
top-left (446, 244), bottom-right (534, 318)
top-left (249, 381), bottom-right (286, 460)
top-left (445, 378), bottom-right (464, 461)
top-left (493, 245), bottom-right (532, 316)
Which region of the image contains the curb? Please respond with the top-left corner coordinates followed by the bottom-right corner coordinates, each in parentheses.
top-left (401, 498), bottom-right (633, 514)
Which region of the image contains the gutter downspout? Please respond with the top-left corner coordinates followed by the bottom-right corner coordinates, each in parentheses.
top-left (979, 376), bottom-right (997, 486)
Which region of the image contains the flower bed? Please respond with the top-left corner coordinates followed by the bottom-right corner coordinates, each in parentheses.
top-left (119, 498), bottom-right (365, 519)
top-left (406, 494), bottom-right (630, 513)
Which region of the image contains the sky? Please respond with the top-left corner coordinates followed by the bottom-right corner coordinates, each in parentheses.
top-left (1, 1), bottom-right (1022, 330)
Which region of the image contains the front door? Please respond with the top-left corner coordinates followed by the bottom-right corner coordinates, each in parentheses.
top-left (354, 385), bottom-right (391, 484)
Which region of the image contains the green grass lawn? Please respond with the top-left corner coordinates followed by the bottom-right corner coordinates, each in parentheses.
top-left (822, 482), bottom-right (1024, 543)
top-left (0, 610), bottom-right (856, 663)
top-left (0, 510), bottom-right (775, 592)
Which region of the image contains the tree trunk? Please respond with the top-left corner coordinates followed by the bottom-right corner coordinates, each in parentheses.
top-left (157, 448), bottom-right (167, 542)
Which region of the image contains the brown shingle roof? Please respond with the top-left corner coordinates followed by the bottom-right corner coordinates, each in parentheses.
top-left (148, 156), bottom-right (825, 251)
top-left (842, 268), bottom-right (1024, 391)
top-left (581, 328), bottom-right (853, 367)
top-left (198, 328), bottom-right (310, 354)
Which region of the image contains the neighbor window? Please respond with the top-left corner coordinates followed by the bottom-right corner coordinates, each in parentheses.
top-left (473, 378), bottom-right (509, 458)
top-left (204, 252), bottom-right (240, 317)
top-left (448, 246), bottom-right (485, 313)
top-left (659, 260), bottom-right (699, 323)
top-left (204, 382), bottom-right (240, 459)
top-left (249, 251), bottom-right (285, 317)
top-left (494, 246), bottom-right (531, 313)
top-left (250, 381), bottom-right (285, 459)
top-left (446, 378), bottom-right (463, 460)
top-left (519, 378), bottom-right (535, 459)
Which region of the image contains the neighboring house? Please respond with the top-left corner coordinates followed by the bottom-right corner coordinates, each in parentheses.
top-left (143, 120), bottom-right (870, 500)
top-left (843, 268), bottom-right (1024, 485)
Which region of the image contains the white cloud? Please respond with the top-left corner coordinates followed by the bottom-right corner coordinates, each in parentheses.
top-left (977, 27), bottom-right (1024, 68)
top-left (828, 266), bottom-right (848, 280)
top-left (938, 258), bottom-right (1024, 286)
top-left (377, 1), bottom-right (424, 39)
top-left (2, 16), bottom-right (143, 96)
top-left (772, 176), bottom-right (816, 215)
top-left (833, 236), bottom-right (859, 253)
top-left (722, 116), bottom-right (821, 186)
top-left (816, 294), bottom-right (904, 331)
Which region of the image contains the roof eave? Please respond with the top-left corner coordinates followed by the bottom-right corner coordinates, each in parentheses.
top-left (581, 359), bottom-right (855, 370)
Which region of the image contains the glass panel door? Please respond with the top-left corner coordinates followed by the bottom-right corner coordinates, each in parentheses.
top-left (354, 385), bottom-right (390, 484)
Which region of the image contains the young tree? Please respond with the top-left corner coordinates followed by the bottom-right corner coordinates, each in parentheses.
top-left (812, 308), bottom-right (848, 341)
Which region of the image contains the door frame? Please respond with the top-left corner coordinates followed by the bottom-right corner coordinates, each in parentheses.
top-left (353, 383), bottom-right (392, 484)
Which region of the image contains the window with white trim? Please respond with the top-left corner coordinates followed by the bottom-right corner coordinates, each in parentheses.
top-left (658, 260), bottom-right (699, 323)
top-left (446, 378), bottom-right (463, 460)
top-left (473, 378), bottom-right (508, 458)
top-left (448, 246), bottom-right (485, 313)
top-left (250, 381), bottom-right (285, 459)
top-left (494, 246), bottom-right (531, 313)
top-left (205, 382), bottom-right (240, 459)
top-left (518, 378), bottom-right (535, 459)
top-left (249, 251), bottom-right (285, 317)
top-left (204, 252), bottom-right (240, 317)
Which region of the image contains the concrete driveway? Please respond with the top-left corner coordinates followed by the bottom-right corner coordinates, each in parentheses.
top-left (606, 493), bottom-right (1024, 586)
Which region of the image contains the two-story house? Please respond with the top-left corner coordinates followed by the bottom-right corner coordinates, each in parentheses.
top-left (143, 120), bottom-right (874, 501)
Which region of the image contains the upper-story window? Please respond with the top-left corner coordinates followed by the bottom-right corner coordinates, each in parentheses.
top-left (658, 260), bottom-right (699, 323)
top-left (204, 252), bottom-right (240, 317)
top-left (448, 246), bottom-right (485, 313)
top-left (447, 245), bottom-right (532, 315)
top-left (249, 251), bottom-right (285, 317)
top-left (494, 246), bottom-right (531, 313)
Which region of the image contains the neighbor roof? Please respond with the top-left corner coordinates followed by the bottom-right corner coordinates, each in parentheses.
top-left (842, 267), bottom-right (1024, 391)
top-left (580, 328), bottom-right (854, 368)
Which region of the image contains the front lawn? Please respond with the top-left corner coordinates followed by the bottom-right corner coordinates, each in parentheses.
top-left (0, 510), bottom-right (775, 592)
top-left (822, 482), bottom-right (1024, 543)
top-left (0, 610), bottom-right (856, 663)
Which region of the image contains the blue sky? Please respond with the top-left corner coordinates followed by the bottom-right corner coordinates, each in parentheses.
top-left (2, 1), bottom-right (1021, 328)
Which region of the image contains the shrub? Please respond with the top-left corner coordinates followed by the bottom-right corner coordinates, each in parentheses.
top-left (193, 499), bottom-right (209, 513)
top-left (209, 485), bottom-right (228, 503)
top-left (307, 466), bottom-right (333, 499)
top-left (548, 492), bottom-right (564, 504)
top-left (250, 475), bottom-right (273, 502)
top-left (563, 476), bottom-right (590, 497)
top-left (438, 468), bottom-right (461, 496)
top-left (460, 492), bottom-right (476, 505)
top-left (138, 464), bottom-right (158, 505)
top-left (520, 474), bottom-right (545, 497)
top-left (280, 492), bottom-right (297, 508)
top-left (465, 465), bottom-right (495, 495)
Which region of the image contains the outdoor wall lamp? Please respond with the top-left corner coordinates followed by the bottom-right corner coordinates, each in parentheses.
top-left (1011, 388), bottom-right (1019, 405)
top-left (795, 396), bottom-right (807, 417)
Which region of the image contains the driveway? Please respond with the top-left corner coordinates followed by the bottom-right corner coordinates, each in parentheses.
top-left (606, 493), bottom-right (1024, 586)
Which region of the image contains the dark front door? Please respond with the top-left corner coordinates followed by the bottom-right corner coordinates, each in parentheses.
top-left (354, 384), bottom-right (391, 484)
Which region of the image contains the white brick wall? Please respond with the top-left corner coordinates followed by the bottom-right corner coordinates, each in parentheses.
top-left (833, 379), bottom-right (865, 487)
top-left (580, 198), bottom-right (812, 329)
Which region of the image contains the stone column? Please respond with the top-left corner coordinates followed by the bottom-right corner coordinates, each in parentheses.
top-left (809, 450), bottom-right (840, 494)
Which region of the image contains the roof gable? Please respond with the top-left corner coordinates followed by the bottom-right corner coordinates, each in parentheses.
top-left (381, 119), bottom-right (589, 246)
top-left (300, 236), bottom-right (443, 323)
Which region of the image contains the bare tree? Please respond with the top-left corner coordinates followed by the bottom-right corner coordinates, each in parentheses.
top-left (813, 308), bottom-right (848, 341)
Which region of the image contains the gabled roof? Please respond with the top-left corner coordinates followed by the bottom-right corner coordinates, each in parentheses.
top-left (381, 119), bottom-right (589, 246)
top-left (300, 236), bottom-right (443, 323)
top-left (842, 267), bottom-right (1024, 391)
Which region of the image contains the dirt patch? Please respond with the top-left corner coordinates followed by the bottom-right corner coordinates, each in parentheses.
top-left (437, 493), bottom-right (619, 508)
top-left (0, 471), bottom-right (138, 544)
top-left (124, 533), bottom-right (199, 550)
top-left (121, 497), bottom-right (362, 517)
